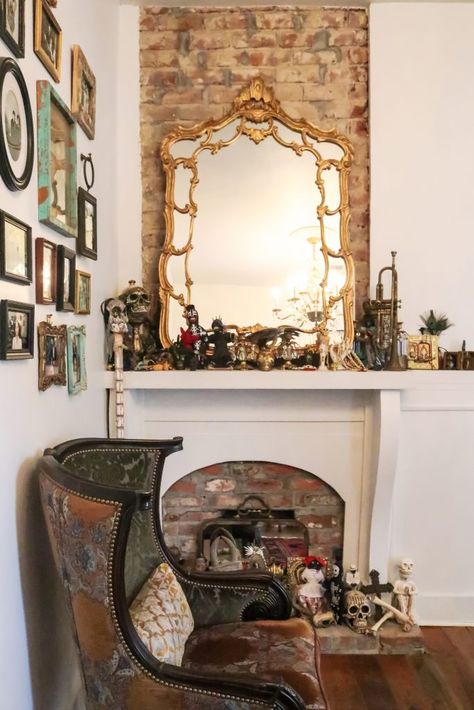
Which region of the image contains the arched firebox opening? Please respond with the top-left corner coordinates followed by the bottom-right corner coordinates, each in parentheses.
top-left (162, 461), bottom-right (345, 572)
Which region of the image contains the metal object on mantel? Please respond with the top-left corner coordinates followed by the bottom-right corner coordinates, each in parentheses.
top-left (368, 251), bottom-right (404, 371)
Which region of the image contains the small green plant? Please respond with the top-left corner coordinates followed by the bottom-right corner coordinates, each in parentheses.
top-left (419, 309), bottom-right (453, 336)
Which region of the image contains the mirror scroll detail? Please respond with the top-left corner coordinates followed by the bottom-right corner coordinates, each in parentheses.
top-left (158, 77), bottom-right (355, 353)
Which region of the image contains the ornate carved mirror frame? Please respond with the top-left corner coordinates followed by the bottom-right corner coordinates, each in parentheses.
top-left (158, 78), bottom-right (355, 351)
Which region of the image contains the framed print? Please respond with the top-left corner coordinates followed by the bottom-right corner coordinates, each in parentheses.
top-left (67, 324), bottom-right (86, 394)
top-left (0, 0), bottom-right (25, 58)
top-left (38, 317), bottom-right (66, 389)
top-left (0, 299), bottom-right (34, 359)
top-left (56, 244), bottom-right (75, 311)
top-left (71, 45), bottom-right (96, 140)
top-left (35, 237), bottom-right (56, 304)
top-left (75, 270), bottom-right (90, 315)
top-left (407, 334), bottom-right (439, 370)
top-left (34, 0), bottom-right (62, 82)
top-left (37, 80), bottom-right (77, 237)
top-left (0, 210), bottom-right (32, 284)
top-left (77, 187), bottom-right (97, 259)
top-left (0, 57), bottom-right (34, 191)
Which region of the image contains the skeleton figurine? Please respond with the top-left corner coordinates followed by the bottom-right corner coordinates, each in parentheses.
top-left (119, 281), bottom-right (157, 369)
top-left (208, 317), bottom-right (234, 368)
top-left (370, 558), bottom-right (417, 633)
top-left (344, 564), bottom-right (361, 591)
top-left (343, 589), bottom-right (372, 634)
top-left (328, 561), bottom-right (344, 623)
top-left (102, 298), bottom-right (128, 368)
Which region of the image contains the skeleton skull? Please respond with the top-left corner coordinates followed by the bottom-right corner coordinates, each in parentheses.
top-left (399, 558), bottom-right (414, 579)
top-left (344, 590), bottom-right (371, 632)
top-left (120, 281), bottom-right (151, 325)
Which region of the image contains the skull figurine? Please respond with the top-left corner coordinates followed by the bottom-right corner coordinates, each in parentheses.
top-left (120, 280), bottom-right (151, 325)
top-left (344, 590), bottom-right (372, 633)
top-left (399, 558), bottom-right (414, 580)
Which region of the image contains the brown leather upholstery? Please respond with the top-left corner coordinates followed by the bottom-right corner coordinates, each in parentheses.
top-left (183, 618), bottom-right (328, 710)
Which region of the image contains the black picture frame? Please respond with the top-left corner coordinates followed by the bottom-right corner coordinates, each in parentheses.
top-left (0, 57), bottom-right (33, 190)
top-left (56, 244), bottom-right (76, 311)
top-left (0, 210), bottom-right (32, 284)
top-left (0, 0), bottom-right (25, 58)
top-left (0, 299), bottom-right (34, 359)
top-left (77, 187), bottom-right (97, 260)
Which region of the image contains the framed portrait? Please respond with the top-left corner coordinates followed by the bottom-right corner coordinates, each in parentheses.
top-left (0, 0), bottom-right (25, 58)
top-left (35, 237), bottom-right (56, 304)
top-left (71, 45), bottom-right (96, 140)
top-left (56, 244), bottom-right (75, 312)
top-left (75, 270), bottom-right (91, 315)
top-left (34, 0), bottom-right (62, 82)
top-left (407, 334), bottom-right (439, 370)
top-left (38, 318), bottom-right (66, 390)
top-left (37, 80), bottom-right (77, 238)
top-left (0, 57), bottom-right (34, 191)
top-left (77, 188), bottom-right (97, 259)
top-left (0, 299), bottom-right (34, 359)
top-left (67, 324), bottom-right (86, 394)
top-left (0, 210), bottom-right (32, 284)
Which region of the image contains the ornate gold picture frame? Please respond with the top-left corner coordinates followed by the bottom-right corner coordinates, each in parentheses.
top-left (38, 318), bottom-right (66, 390)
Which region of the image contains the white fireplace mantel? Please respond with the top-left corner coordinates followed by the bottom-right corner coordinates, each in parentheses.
top-left (106, 370), bottom-right (474, 624)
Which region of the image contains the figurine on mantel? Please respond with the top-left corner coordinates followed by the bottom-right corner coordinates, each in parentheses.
top-left (208, 317), bottom-right (234, 368)
top-left (293, 556), bottom-right (327, 616)
top-left (119, 281), bottom-right (158, 369)
top-left (369, 558), bottom-right (417, 633)
top-left (344, 563), bottom-right (361, 591)
top-left (180, 304), bottom-right (208, 369)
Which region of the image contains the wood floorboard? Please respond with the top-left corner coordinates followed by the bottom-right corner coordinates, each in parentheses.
top-left (376, 655), bottom-right (431, 710)
top-left (320, 655), bottom-right (369, 710)
top-left (320, 627), bottom-right (474, 710)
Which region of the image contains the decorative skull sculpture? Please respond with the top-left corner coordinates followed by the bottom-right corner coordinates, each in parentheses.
top-left (344, 590), bottom-right (372, 633)
top-left (119, 280), bottom-right (151, 325)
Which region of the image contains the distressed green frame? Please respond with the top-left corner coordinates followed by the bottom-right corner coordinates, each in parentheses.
top-left (67, 324), bottom-right (87, 394)
top-left (36, 80), bottom-right (77, 238)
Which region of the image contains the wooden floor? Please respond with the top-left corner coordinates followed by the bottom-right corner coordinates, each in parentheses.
top-left (320, 627), bottom-right (474, 710)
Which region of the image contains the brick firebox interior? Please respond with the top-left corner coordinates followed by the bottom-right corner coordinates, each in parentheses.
top-left (162, 462), bottom-right (345, 567)
top-left (139, 6), bottom-right (369, 314)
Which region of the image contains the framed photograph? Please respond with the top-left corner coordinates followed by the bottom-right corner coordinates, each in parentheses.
top-left (37, 80), bottom-right (77, 238)
top-left (0, 210), bottom-right (32, 284)
top-left (67, 324), bottom-right (86, 394)
top-left (34, 0), bottom-right (62, 82)
top-left (75, 270), bottom-right (91, 315)
top-left (35, 237), bottom-right (56, 304)
top-left (407, 334), bottom-right (439, 370)
top-left (56, 244), bottom-right (75, 312)
top-left (77, 188), bottom-right (97, 259)
top-left (0, 0), bottom-right (25, 58)
top-left (71, 45), bottom-right (96, 140)
top-left (0, 57), bottom-right (34, 191)
top-left (0, 299), bottom-right (34, 359)
top-left (38, 318), bottom-right (66, 390)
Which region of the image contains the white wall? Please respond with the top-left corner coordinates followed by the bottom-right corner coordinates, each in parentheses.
top-left (370, 2), bottom-right (474, 351)
top-left (371, 2), bottom-right (474, 623)
top-left (0, 1), bottom-right (120, 708)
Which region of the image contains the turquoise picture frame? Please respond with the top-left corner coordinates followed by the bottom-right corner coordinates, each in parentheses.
top-left (37, 80), bottom-right (77, 238)
top-left (67, 324), bottom-right (87, 394)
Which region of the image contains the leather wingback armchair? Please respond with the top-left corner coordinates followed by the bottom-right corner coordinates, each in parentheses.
top-left (38, 438), bottom-right (328, 709)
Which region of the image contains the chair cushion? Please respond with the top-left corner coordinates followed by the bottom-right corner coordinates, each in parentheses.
top-left (130, 562), bottom-right (194, 665)
top-left (182, 617), bottom-right (328, 709)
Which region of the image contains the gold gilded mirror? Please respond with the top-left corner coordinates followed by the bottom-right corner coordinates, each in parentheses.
top-left (158, 78), bottom-right (355, 351)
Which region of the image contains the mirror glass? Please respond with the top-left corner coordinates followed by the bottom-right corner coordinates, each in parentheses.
top-left (159, 79), bottom-right (354, 349)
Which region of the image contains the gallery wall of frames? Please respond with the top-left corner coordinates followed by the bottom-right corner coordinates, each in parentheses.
top-left (0, 0), bottom-right (97, 394)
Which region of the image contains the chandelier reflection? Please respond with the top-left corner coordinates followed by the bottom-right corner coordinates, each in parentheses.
top-left (271, 225), bottom-right (326, 329)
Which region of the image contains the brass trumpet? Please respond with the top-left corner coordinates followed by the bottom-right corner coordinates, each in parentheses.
top-left (371, 251), bottom-right (403, 371)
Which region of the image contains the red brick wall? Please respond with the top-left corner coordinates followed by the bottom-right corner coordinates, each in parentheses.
top-left (139, 6), bottom-right (369, 315)
top-left (162, 462), bottom-right (345, 565)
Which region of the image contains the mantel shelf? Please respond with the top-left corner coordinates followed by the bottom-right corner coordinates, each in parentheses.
top-left (105, 369), bottom-right (474, 391)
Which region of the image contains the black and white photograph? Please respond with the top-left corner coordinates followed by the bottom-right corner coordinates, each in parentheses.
top-left (34, 0), bottom-right (62, 82)
top-left (0, 210), bottom-right (32, 284)
top-left (77, 187), bottom-right (97, 259)
top-left (0, 57), bottom-right (33, 191)
top-left (0, 299), bottom-right (34, 359)
top-left (0, 0), bottom-right (25, 58)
